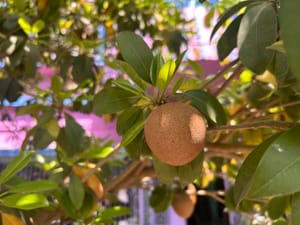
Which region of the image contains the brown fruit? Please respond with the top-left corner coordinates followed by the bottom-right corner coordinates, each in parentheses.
top-left (144, 102), bottom-right (206, 166)
top-left (172, 191), bottom-right (196, 219)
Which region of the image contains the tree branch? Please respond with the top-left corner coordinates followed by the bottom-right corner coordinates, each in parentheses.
top-left (81, 142), bottom-right (122, 183)
top-left (207, 120), bottom-right (295, 132)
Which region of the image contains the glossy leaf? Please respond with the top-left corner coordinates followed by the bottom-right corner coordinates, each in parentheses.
top-left (0, 151), bottom-right (34, 184)
top-left (175, 50), bottom-right (187, 73)
top-left (1, 193), bottom-right (49, 210)
top-left (125, 131), bottom-right (151, 159)
top-left (117, 31), bottom-right (153, 83)
top-left (69, 173), bottom-right (85, 210)
top-left (187, 59), bottom-right (203, 76)
top-left (112, 78), bottom-right (143, 95)
top-left (291, 192), bottom-right (300, 225)
top-left (116, 107), bottom-right (143, 135)
top-left (233, 135), bottom-right (279, 205)
top-left (98, 206), bottom-right (131, 224)
top-left (267, 195), bottom-right (289, 220)
top-left (217, 14), bottom-right (243, 61)
top-left (32, 127), bottom-right (53, 150)
top-left (157, 59), bottom-right (176, 94)
top-left (5, 180), bottom-right (58, 194)
top-left (57, 114), bottom-right (86, 156)
top-left (237, 2), bottom-right (277, 74)
top-left (32, 20), bottom-right (45, 34)
top-left (280, 1), bottom-right (300, 81)
top-left (93, 86), bottom-right (140, 115)
top-left (104, 59), bottom-right (149, 89)
top-left (153, 156), bottom-right (178, 184)
top-left (210, 0), bottom-right (255, 41)
top-left (182, 89), bottom-right (226, 125)
top-left (150, 54), bottom-right (164, 85)
top-left (149, 184), bottom-right (173, 212)
top-left (18, 17), bottom-right (31, 35)
top-left (171, 75), bottom-right (185, 94)
top-left (55, 190), bottom-right (78, 219)
top-left (177, 151), bottom-right (204, 185)
top-left (153, 152), bottom-right (203, 185)
top-left (248, 125), bottom-right (300, 198)
top-left (121, 118), bottom-right (145, 147)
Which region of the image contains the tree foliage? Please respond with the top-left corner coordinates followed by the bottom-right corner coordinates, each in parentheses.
top-left (0, 0), bottom-right (300, 224)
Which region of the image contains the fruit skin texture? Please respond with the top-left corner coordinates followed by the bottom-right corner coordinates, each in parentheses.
top-left (172, 190), bottom-right (196, 219)
top-left (144, 102), bottom-right (206, 166)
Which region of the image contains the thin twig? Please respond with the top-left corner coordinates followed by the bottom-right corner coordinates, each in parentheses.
top-left (208, 120), bottom-right (295, 132)
top-left (214, 64), bottom-right (244, 96)
top-left (81, 142), bottom-right (122, 183)
top-left (201, 58), bottom-right (239, 90)
top-left (197, 190), bottom-right (225, 204)
top-left (104, 160), bottom-right (141, 192)
top-left (205, 143), bottom-right (253, 153)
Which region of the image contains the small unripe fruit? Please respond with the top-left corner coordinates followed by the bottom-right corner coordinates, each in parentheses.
top-left (172, 191), bottom-right (195, 219)
top-left (144, 102), bottom-right (206, 166)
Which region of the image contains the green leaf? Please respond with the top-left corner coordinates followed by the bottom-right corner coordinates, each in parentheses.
top-left (175, 50), bottom-right (187, 73)
top-left (273, 218), bottom-right (288, 225)
top-left (32, 20), bottom-right (45, 34)
top-left (267, 195), bottom-right (289, 220)
top-left (98, 206), bottom-right (131, 223)
top-left (32, 127), bottom-right (53, 150)
top-left (247, 125), bottom-right (300, 198)
top-left (153, 153), bottom-right (203, 185)
top-left (69, 173), bottom-right (85, 210)
top-left (150, 54), bottom-right (164, 85)
top-left (0, 151), bottom-right (34, 184)
top-left (182, 89), bottom-right (227, 125)
top-left (121, 119), bottom-right (145, 147)
top-left (177, 151), bottom-right (204, 185)
top-left (280, 1), bottom-right (300, 81)
top-left (51, 75), bottom-right (63, 94)
top-left (16, 104), bottom-right (46, 116)
top-left (5, 180), bottom-right (58, 194)
top-left (149, 184), bottom-right (173, 212)
top-left (13, 0), bottom-right (26, 11)
top-left (55, 190), bottom-right (78, 219)
top-left (1, 193), bottom-right (49, 210)
top-left (72, 55), bottom-right (94, 83)
top-left (291, 192), bottom-right (300, 225)
top-left (117, 107), bottom-right (143, 135)
top-left (104, 59), bottom-right (149, 90)
top-left (237, 2), bottom-right (277, 74)
top-left (93, 86), bottom-right (140, 115)
top-left (233, 135), bottom-right (279, 205)
top-left (153, 156), bottom-right (178, 184)
top-left (217, 14), bottom-right (243, 61)
top-left (171, 75), bottom-right (185, 94)
top-left (187, 59), bottom-right (203, 76)
top-left (117, 31), bottom-right (153, 83)
top-left (18, 17), bottom-right (31, 35)
top-left (112, 78), bottom-right (143, 96)
top-left (57, 114), bottom-right (86, 156)
top-left (157, 60), bottom-right (176, 94)
top-left (125, 131), bottom-right (151, 159)
top-left (210, 0), bottom-right (255, 41)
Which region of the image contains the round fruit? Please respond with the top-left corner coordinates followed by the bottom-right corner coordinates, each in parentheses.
top-left (144, 102), bottom-right (206, 166)
top-left (172, 190), bottom-right (196, 219)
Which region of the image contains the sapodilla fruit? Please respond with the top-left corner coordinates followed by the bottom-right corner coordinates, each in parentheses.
top-left (172, 188), bottom-right (197, 219)
top-left (144, 102), bottom-right (206, 166)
